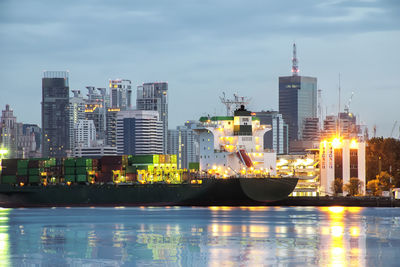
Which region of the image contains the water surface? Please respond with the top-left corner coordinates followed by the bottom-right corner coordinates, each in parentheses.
top-left (0, 206), bottom-right (399, 266)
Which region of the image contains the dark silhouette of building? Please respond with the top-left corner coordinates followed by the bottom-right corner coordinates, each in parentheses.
top-left (41, 71), bottom-right (70, 157)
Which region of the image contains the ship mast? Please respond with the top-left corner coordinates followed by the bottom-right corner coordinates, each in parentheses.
top-left (219, 92), bottom-right (251, 116)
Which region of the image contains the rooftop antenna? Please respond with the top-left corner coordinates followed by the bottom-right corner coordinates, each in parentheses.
top-left (338, 73), bottom-right (341, 138)
top-left (292, 42), bottom-right (299, 76)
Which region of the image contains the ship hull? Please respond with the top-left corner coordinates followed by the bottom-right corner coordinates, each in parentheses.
top-left (0, 178), bottom-right (298, 207)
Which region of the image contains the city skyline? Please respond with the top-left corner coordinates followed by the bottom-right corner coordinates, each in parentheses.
top-left (1, 0), bottom-right (399, 136)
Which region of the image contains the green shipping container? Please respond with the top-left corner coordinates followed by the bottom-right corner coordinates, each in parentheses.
top-left (132, 155), bottom-right (154, 164)
top-left (28, 168), bottom-right (42, 176)
top-left (126, 166), bottom-right (137, 174)
top-left (64, 168), bottom-right (75, 175)
top-left (76, 174), bottom-right (87, 182)
top-left (76, 167), bottom-right (91, 175)
top-left (2, 175), bottom-right (16, 184)
top-left (17, 169), bottom-right (28, 176)
top-left (64, 175), bottom-right (76, 182)
top-left (170, 155), bottom-right (177, 164)
top-left (189, 162), bottom-right (200, 170)
top-left (64, 158), bottom-right (76, 167)
top-left (75, 158), bottom-right (92, 167)
top-left (29, 176), bottom-right (40, 183)
top-left (17, 160), bottom-right (29, 169)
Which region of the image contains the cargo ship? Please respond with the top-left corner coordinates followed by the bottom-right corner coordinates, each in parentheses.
top-left (0, 106), bottom-right (298, 207)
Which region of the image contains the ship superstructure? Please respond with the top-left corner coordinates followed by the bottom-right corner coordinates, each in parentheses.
top-left (196, 105), bottom-right (277, 177)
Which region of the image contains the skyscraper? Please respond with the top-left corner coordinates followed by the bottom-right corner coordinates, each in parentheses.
top-left (42, 71), bottom-right (70, 157)
top-left (116, 110), bottom-right (163, 155)
top-left (0, 104), bottom-right (17, 158)
top-left (109, 79), bottom-right (132, 110)
top-left (255, 111), bottom-right (288, 154)
top-left (69, 90), bottom-right (86, 153)
top-left (168, 121), bottom-right (200, 169)
top-left (136, 82), bottom-right (168, 153)
top-left (279, 43), bottom-right (317, 144)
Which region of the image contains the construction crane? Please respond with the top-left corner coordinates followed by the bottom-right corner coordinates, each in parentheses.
top-left (344, 92), bottom-right (354, 113)
top-left (391, 121), bottom-right (398, 137)
top-left (220, 92), bottom-right (251, 116)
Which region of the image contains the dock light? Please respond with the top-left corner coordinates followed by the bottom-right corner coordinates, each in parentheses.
top-left (19, 182), bottom-right (24, 187)
top-left (67, 181), bottom-right (71, 186)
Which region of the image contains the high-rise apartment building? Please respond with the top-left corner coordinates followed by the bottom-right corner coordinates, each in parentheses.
top-left (69, 90), bottom-right (86, 153)
top-left (255, 111), bottom-right (288, 155)
top-left (136, 82), bottom-right (168, 153)
top-left (279, 44), bottom-right (317, 144)
top-left (0, 104), bottom-right (18, 158)
top-left (167, 121), bottom-right (200, 169)
top-left (74, 119), bottom-right (96, 149)
top-left (116, 110), bottom-right (163, 155)
top-left (109, 79), bottom-right (132, 110)
top-left (85, 86), bottom-right (107, 140)
top-left (42, 71), bottom-right (70, 157)
top-left (106, 108), bottom-right (120, 147)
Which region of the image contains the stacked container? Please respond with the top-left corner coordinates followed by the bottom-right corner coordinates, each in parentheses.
top-left (1, 159), bottom-right (18, 184)
top-left (17, 159), bottom-right (29, 184)
top-left (98, 156), bottom-right (123, 183)
top-left (75, 158), bottom-right (92, 183)
top-left (64, 158), bottom-right (76, 183)
top-left (28, 159), bottom-right (44, 184)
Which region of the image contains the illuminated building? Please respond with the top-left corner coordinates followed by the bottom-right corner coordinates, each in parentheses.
top-left (109, 79), bottom-right (132, 110)
top-left (254, 111), bottom-right (288, 154)
top-left (279, 43), bottom-right (317, 147)
top-left (73, 140), bottom-right (117, 157)
top-left (167, 121), bottom-right (200, 169)
top-left (136, 82), bottom-right (168, 153)
top-left (0, 104), bottom-right (17, 158)
top-left (116, 110), bottom-right (163, 155)
top-left (85, 87), bottom-right (107, 141)
top-left (322, 112), bottom-right (360, 139)
top-left (319, 137), bottom-right (366, 196)
top-left (196, 105), bottom-right (276, 177)
top-left (41, 71), bottom-right (70, 158)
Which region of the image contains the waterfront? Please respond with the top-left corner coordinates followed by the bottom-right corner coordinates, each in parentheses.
top-left (0, 207), bottom-right (399, 266)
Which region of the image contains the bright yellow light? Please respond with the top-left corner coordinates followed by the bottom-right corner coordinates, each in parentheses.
top-left (331, 225), bottom-right (344, 237)
top-left (0, 149), bottom-right (8, 155)
top-left (350, 139), bottom-right (358, 149)
top-left (328, 206), bottom-right (345, 214)
top-left (350, 226), bottom-right (360, 237)
top-left (332, 138), bottom-right (342, 148)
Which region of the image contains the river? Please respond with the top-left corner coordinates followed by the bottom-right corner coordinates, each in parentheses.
top-left (0, 206), bottom-right (399, 266)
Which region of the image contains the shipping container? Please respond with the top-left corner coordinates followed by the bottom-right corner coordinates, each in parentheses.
top-left (28, 160), bottom-right (43, 168)
top-left (64, 158), bottom-right (76, 167)
top-left (44, 158), bottom-right (56, 168)
top-left (64, 168), bottom-right (75, 175)
top-left (1, 175), bottom-right (16, 184)
top-left (28, 168), bottom-right (43, 176)
top-left (28, 176), bottom-right (40, 184)
top-left (76, 167), bottom-right (91, 175)
top-left (125, 166), bottom-right (136, 174)
top-left (131, 155), bottom-right (154, 164)
top-left (165, 155), bottom-right (171, 164)
top-left (170, 155), bottom-right (177, 164)
top-left (76, 174), bottom-right (87, 183)
top-left (17, 169), bottom-right (28, 176)
top-left (17, 159), bottom-right (29, 169)
top-left (189, 162), bottom-right (200, 170)
top-left (101, 156), bottom-right (122, 166)
top-left (76, 158), bottom-right (92, 167)
top-left (159, 155), bottom-right (165, 164)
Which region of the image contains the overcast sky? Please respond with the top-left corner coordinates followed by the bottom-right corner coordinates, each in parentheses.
top-left (0, 0), bottom-right (399, 137)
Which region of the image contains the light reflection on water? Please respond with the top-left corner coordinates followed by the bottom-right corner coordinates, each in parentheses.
top-left (0, 206), bottom-right (399, 266)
